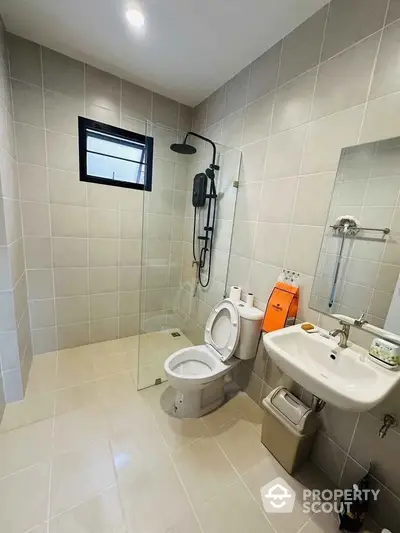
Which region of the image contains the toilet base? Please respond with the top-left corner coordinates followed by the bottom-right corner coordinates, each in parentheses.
top-left (172, 377), bottom-right (225, 418)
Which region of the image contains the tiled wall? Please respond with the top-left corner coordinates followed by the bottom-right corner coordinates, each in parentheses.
top-left (0, 20), bottom-right (32, 404)
top-left (7, 33), bottom-right (193, 355)
top-left (312, 138), bottom-right (400, 328)
top-left (191, 0), bottom-right (400, 527)
top-left (176, 143), bottom-right (241, 345)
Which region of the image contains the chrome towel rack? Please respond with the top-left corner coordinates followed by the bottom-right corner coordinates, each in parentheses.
top-left (330, 225), bottom-right (391, 236)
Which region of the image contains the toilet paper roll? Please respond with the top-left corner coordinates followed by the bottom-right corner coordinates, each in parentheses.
top-left (245, 292), bottom-right (254, 308)
top-left (229, 286), bottom-right (241, 302)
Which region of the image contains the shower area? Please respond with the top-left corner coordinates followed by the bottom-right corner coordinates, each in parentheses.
top-left (136, 122), bottom-right (241, 390)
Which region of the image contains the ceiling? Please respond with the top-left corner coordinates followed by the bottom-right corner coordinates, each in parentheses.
top-left (0, 0), bottom-right (329, 106)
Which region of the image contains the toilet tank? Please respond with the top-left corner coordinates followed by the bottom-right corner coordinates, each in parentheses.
top-left (234, 301), bottom-right (264, 360)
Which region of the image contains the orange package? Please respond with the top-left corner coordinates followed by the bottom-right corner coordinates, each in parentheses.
top-left (262, 282), bottom-right (299, 333)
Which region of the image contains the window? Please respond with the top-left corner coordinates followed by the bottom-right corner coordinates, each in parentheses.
top-left (78, 117), bottom-right (153, 191)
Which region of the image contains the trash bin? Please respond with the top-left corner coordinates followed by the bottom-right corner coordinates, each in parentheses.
top-left (261, 386), bottom-right (318, 474)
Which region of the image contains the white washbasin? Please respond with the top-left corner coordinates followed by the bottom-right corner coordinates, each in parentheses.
top-left (263, 324), bottom-right (400, 411)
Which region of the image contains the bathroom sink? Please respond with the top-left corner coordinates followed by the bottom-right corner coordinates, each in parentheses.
top-left (263, 325), bottom-right (400, 411)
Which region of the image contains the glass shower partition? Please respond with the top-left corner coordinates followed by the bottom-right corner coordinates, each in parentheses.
top-left (136, 121), bottom-right (241, 390)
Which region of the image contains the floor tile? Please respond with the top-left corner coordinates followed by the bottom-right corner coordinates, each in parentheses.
top-left (195, 480), bottom-right (273, 533)
top-left (0, 461), bottom-right (50, 533)
top-left (92, 351), bottom-right (134, 379)
top-left (214, 418), bottom-right (270, 474)
top-left (243, 456), bottom-right (310, 533)
top-left (49, 485), bottom-right (127, 533)
top-left (172, 435), bottom-right (239, 506)
top-left (0, 417), bottom-right (53, 477)
top-left (110, 423), bottom-right (169, 478)
top-left (119, 458), bottom-right (195, 533)
top-left (56, 350), bottom-right (95, 389)
top-left (50, 439), bottom-right (116, 517)
top-left (0, 391), bottom-right (55, 432)
top-left (53, 382), bottom-right (107, 452)
top-left (155, 408), bottom-right (211, 452)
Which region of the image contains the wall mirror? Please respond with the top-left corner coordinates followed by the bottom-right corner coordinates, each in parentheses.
top-left (310, 136), bottom-right (400, 335)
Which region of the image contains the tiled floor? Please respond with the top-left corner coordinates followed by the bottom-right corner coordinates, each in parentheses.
top-left (137, 329), bottom-right (192, 390)
top-left (0, 336), bottom-right (380, 533)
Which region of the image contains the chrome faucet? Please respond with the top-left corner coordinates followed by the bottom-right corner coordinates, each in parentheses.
top-left (354, 311), bottom-right (368, 327)
top-left (329, 322), bottom-right (350, 348)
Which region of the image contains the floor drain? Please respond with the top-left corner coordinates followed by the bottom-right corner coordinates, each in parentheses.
top-left (171, 332), bottom-right (181, 337)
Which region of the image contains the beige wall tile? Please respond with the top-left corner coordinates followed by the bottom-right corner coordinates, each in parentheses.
top-left (258, 177), bottom-right (297, 223)
top-left (313, 32), bottom-right (380, 120)
top-left (225, 66), bottom-right (249, 116)
top-left (15, 123), bottom-right (46, 166)
top-left (44, 89), bottom-right (83, 135)
top-left (56, 296), bottom-right (89, 325)
top-left (54, 268), bottom-right (88, 297)
top-left (27, 269), bottom-right (54, 300)
top-left (50, 204), bottom-right (87, 238)
top-left (19, 164), bottom-right (48, 203)
top-left (285, 225), bottom-right (324, 276)
top-left (46, 130), bottom-right (78, 172)
top-left (8, 34), bottom-right (42, 86)
top-left (48, 169), bottom-right (86, 206)
top-left (25, 237), bottom-right (52, 269)
top-left (242, 92), bottom-right (274, 145)
top-left (321, 0), bottom-right (388, 62)
top-left (12, 79), bottom-right (44, 127)
top-left (22, 202), bottom-right (50, 237)
top-left (247, 42), bottom-right (281, 104)
top-left (86, 65), bottom-right (121, 112)
top-left (272, 68), bottom-right (317, 134)
top-left (302, 105), bottom-right (365, 174)
top-left (387, 0), bottom-right (400, 24)
top-left (371, 18), bottom-right (400, 101)
top-left (278, 6), bottom-right (328, 86)
top-left (253, 222), bottom-right (290, 267)
top-left (42, 48), bottom-right (84, 98)
top-left (0, 245), bottom-right (12, 290)
top-left (292, 173), bottom-right (335, 226)
top-left (178, 104), bottom-right (193, 132)
top-left (53, 237), bottom-right (87, 268)
top-left (90, 318), bottom-right (118, 343)
top-left (89, 238), bottom-right (118, 267)
top-left (265, 125), bottom-right (306, 179)
top-left (118, 266), bottom-right (141, 292)
top-left (121, 80), bottom-right (152, 120)
top-left (153, 93), bottom-right (179, 129)
top-left (90, 293), bottom-right (118, 320)
top-left (89, 266), bottom-right (118, 294)
top-left (30, 299), bottom-right (55, 329)
top-left (206, 85), bottom-right (226, 127)
top-left (57, 322), bottom-right (89, 350)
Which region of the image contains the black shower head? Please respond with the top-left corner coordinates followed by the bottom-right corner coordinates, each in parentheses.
top-left (170, 142), bottom-right (197, 155)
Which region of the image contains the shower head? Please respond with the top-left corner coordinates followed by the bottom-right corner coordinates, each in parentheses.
top-left (170, 142), bottom-right (197, 155)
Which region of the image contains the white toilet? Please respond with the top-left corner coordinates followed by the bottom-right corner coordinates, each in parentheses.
top-left (164, 298), bottom-right (263, 418)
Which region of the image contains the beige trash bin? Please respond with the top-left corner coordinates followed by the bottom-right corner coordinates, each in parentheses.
top-left (261, 386), bottom-right (318, 474)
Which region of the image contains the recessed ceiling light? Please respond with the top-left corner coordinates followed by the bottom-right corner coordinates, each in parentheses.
top-left (126, 9), bottom-right (145, 29)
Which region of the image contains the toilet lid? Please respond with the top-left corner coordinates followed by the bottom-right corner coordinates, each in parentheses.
top-left (204, 299), bottom-right (240, 362)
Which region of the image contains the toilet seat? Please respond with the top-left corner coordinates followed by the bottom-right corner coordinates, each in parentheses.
top-left (204, 299), bottom-right (240, 362)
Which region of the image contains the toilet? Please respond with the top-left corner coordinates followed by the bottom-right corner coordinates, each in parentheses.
top-left (164, 298), bottom-right (263, 418)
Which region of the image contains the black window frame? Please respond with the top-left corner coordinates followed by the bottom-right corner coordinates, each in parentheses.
top-left (78, 116), bottom-right (154, 191)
